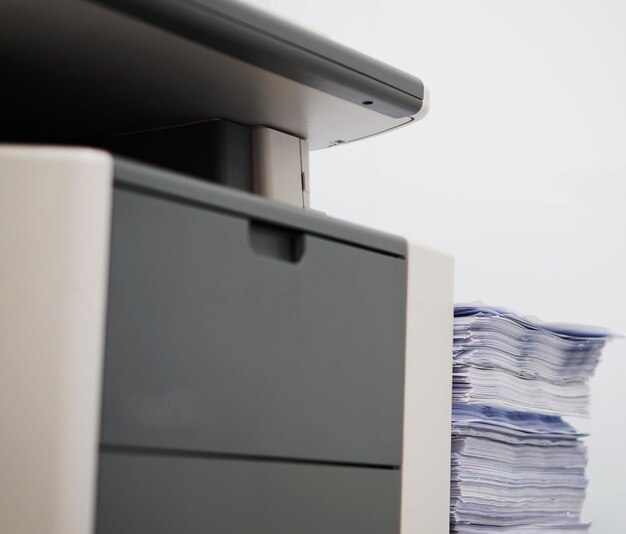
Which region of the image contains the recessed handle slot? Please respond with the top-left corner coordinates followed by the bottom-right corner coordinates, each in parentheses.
top-left (248, 221), bottom-right (304, 263)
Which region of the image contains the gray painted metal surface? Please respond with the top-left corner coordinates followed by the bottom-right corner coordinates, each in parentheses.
top-left (114, 158), bottom-right (408, 257)
top-left (96, 452), bottom-right (401, 533)
top-left (101, 186), bottom-right (407, 466)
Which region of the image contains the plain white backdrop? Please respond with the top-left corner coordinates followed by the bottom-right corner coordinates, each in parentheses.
top-left (264, 0), bottom-right (626, 531)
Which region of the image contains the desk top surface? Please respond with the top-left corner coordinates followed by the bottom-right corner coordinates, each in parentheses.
top-left (1, 0), bottom-right (426, 149)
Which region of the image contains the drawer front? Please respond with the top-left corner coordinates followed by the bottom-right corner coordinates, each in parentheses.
top-left (96, 452), bottom-right (401, 534)
top-left (101, 189), bottom-right (406, 466)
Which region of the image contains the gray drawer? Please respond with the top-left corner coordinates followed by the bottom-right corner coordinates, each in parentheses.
top-left (95, 452), bottom-right (401, 534)
top-left (101, 188), bottom-right (406, 466)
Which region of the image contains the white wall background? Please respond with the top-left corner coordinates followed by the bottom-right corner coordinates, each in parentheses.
top-left (265, 0), bottom-right (626, 531)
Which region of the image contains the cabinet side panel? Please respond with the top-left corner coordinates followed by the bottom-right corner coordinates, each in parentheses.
top-left (0, 147), bottom-right (113, 534)
top-left (401, 243), bottom-right (454, 534)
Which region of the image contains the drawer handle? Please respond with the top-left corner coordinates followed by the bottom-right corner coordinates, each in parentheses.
top-left (249, 221), bottom-right (304, 263)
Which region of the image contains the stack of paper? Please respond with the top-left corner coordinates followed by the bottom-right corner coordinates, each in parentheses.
top-left (451, 304), bottom-right (612, 533)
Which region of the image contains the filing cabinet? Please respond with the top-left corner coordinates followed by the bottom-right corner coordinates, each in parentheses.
top-left (96, 159), bottom-right (406, 532)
